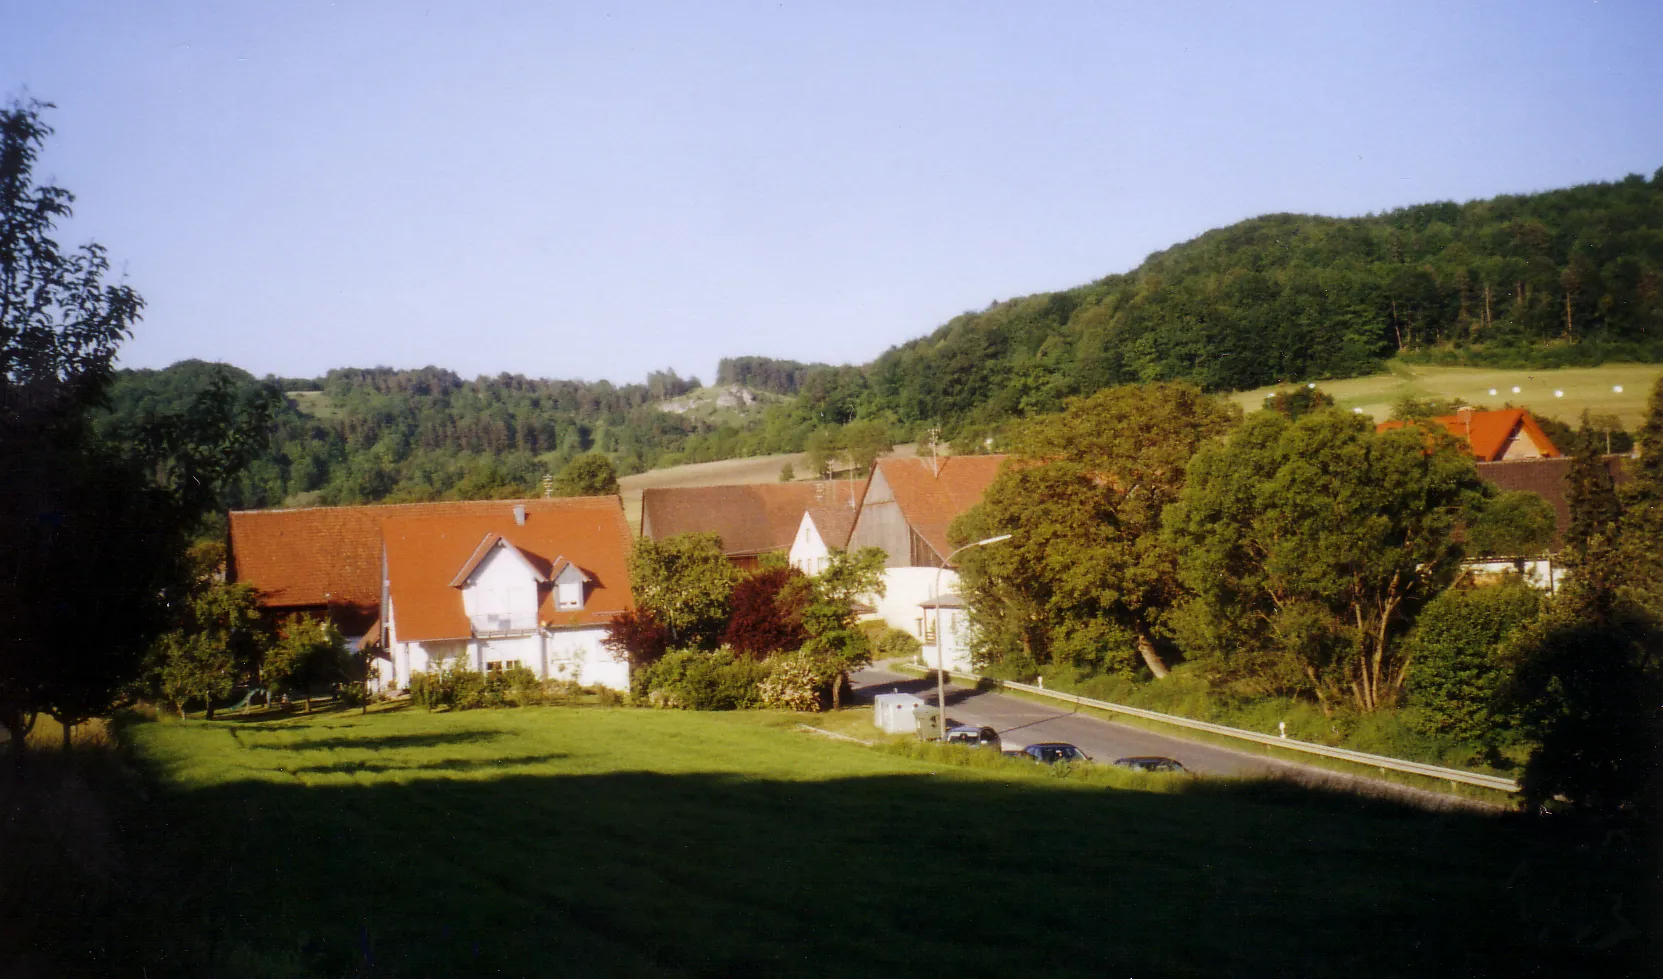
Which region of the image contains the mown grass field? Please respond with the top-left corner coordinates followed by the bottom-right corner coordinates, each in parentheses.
top-left (9, 704), bottom-right (1653, 978)
top-left (1231, 360), bottom-right (1662, 426)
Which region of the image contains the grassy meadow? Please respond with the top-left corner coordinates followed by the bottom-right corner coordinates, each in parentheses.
top-left (1231, 359), bottom-right (1663, 427)
top-left (6, 704), bottom-right (1653, 978)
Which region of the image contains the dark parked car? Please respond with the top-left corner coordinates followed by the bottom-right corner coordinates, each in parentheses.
top-left (945, 725), bottom-right (1001, 749)
top-left (1113, 756), bottom-right (1187, 773)
top-left (1016, 742), bottom-right (1091, 765)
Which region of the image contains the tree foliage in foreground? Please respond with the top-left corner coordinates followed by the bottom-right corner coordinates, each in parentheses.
top-left (1167, 410), bottom-right (1488, 712)
top-left (1501, 375), bottom-right (1663, 815)
top-left (1, 100), bottom-right (172, 753)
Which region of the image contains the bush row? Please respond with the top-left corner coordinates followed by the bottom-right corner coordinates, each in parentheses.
top-left (408, 662), bottom-right (619, 710)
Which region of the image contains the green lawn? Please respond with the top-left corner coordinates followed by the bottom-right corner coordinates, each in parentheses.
top-left (1230, 359), bottom-right (1662, 427)
top-left (15, 704), bottom-right (1653, 977)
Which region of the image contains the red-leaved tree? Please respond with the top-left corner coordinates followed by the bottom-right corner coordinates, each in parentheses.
top-left (721, 567), bottom-right (810, 658)
top-left (602, 607), bottom-right (673, 669)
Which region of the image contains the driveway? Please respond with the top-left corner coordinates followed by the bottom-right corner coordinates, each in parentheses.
top-left (849, 666), bottom-right (1502, 812)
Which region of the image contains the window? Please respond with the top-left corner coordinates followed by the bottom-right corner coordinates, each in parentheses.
top-left (485, 661), bottom-right (502, 675)
top-left (918, 616), bottom-right (936, 643)
top-left (557, 581), bottom-right (583, 610)
top-left (486, 660), bottom-right (520, 676)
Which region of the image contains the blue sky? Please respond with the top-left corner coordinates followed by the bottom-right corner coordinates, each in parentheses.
top-left (5, 1), bottom-right (1661, 384)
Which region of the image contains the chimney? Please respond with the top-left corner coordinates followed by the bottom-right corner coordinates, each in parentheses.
top-left (513, 504), bottom-right (527, 526)
top-left (1456, 406), bottom-right (1475, 443)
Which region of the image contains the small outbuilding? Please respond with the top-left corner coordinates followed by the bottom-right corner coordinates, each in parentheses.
top-left (872, 692), bottom-right (929, 734)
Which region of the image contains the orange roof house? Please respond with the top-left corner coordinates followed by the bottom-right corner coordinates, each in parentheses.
top-left (227, 497), bottom-right (614, 637)
top-left (382, 499), bottom-right (633, 643)
top-left (639, 481), bottom-right (863, 568)
top-left (847, 455), bottom-right (1008, 567)
top-left (1376, 408), bottom-right (1562, 462)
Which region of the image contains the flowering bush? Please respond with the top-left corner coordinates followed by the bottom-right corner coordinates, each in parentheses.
top-left (758, 652), bottom-right (841, 712)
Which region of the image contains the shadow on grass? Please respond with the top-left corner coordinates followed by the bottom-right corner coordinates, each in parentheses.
top-left (285, 752), bottom-right (570, 776)
top-left (19, 761), bottom-right (1655, 979)
top-left (244, 730), bottom-right (508, 752)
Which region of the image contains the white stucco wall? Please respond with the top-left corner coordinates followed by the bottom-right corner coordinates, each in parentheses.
top-left (789, 514), bottom-right (831, 574)
top-left (862, 567), bottom-right (958, 634)
top-left (543, 626), bottom-right (629, 691)
top-left (920, 607), bottom-right (972, 672)
top-left (381, 628), bottom-right (627, 692)
top-left (461, 545), bottom-right (541, 630)
top-left (1465, 557), bottom-right (1560, 593)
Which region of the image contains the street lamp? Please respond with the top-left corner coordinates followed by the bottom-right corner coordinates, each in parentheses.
top-left (934, 534), bottom-right (1011, 740)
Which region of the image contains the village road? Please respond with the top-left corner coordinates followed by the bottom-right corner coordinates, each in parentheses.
top-left (847, 667), bottom-right (1504, 813)
top-left (849, 666), bottom-right (1285, 778)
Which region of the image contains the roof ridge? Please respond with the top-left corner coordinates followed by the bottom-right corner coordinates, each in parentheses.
top-left (230, 496), bottom-right (614, 516)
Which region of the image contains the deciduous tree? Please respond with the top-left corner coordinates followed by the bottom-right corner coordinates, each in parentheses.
top-left (954, 383), bottom-right (1238, 679)
top-left (263, 615), bottom-right (349, 713)
top-left (1168, 409), bottom-right (1487, 711)
top-left (554, 452), bottom-right (619, 497)
top-left (628, 533), bottom-right (739, 648)
top-left (720, 566), bottom-right (810, 657)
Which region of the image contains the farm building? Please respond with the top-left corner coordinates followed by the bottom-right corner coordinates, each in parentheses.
top-left (640, 480), bottom-right (861, 569)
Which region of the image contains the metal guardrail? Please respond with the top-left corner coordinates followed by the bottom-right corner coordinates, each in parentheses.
top-left (915, 666), bottom-right (1520, 794)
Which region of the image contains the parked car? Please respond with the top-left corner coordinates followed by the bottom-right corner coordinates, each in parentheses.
top-left (1015, 742), bottom-right (1091, 765)
top-left (1113, 756), bottom-right (1187, 774)
top-left (945, 725), bottom-right (1001, 749)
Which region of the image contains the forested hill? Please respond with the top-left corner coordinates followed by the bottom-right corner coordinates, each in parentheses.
top-left (99, 361), bottom-right (712, 509)
top-left (778, 168), bottom-right (1663, 434)
top-left (106, 169), bottom-right (1663, 509)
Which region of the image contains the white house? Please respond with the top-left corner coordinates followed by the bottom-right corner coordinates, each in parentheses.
top-left (789, 503), bottom-right (859, 576)
top-left (378, 500), bottom-right (635, 692)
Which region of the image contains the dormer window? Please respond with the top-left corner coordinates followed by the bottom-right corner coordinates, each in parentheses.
top-left (553, 561), bottom-right (589, 611)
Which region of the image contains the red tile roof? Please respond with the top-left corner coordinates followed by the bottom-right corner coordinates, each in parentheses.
top-left (872, 455), bottom-right (1008, 560)
top-left (383, 498), bottom-right (633, 642)
top-left (640, 481), bottom-right (864, 556)
top-left (228, 498), bottom-right (608, 612)
top-left (1377, 409), bottom-right (1562, 462)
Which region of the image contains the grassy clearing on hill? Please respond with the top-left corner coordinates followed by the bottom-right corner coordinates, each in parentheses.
top-left (7, 704), bottom-right (1652, 977)
top-left (1232, 360), bottom-right (1663, 427)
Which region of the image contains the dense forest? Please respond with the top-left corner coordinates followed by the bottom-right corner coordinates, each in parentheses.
top-left (98, 361), bottom-right (711, 508)
top-left (787, 168), bottom-right (1663, 438)
top-left (104, 168), bottom-right (1663, 509)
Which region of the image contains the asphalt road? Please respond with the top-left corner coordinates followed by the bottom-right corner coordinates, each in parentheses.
top-left (850, 666), bottom-right (1285, 778)
top-left (849, 667), bottom-right (1504, 813)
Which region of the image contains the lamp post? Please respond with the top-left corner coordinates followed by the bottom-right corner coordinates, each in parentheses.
top-left (935, 534), bottom-right (1011, 740)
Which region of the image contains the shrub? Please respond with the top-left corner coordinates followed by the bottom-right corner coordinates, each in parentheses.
top-left (631, 648), bottom-right (768, 710)
top-left (1404, 579), bottom-right (1541, 744)
top-left (860, 622), bottom-right (922, 664)
top-left (501, 665), bottom-right (543, 706)
top-left (409, 656), bottom-right (489, 710)
top-left (758, 652), bottom-right (841, 711)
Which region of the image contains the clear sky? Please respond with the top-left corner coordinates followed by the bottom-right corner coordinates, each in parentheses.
top-left (5, 1), bottom-right (1661, 385)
